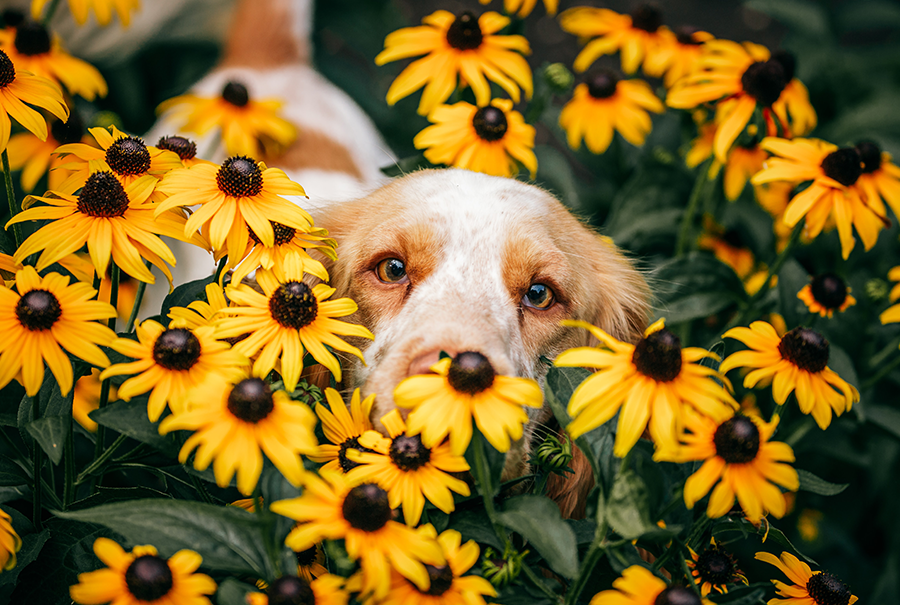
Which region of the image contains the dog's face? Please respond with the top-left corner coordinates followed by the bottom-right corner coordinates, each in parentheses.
top-left (312, 169), bottom-right (648, 477)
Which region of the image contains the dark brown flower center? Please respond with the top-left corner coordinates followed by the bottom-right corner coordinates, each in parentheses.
top-left (222, 80), bottom-right (250, 107)
top-left (216, 156), bottom-right (264, 197)
top-left (152, 328), bottom-right (202, 371)
top-left (76, 171), bottom-right (130, 218)
top-left (390, 434), bottom-right (432, 471)
top-left (227, 378), bottom-right (275, 423)
top-left (713, 416), bottom-right (760, 464)
top-left (248, 221), bottom-right (297, 247)
top-left (632, 328), bottom-right (682, 382)
top-left (124, 555), bottom-right (174, 602)
top-left (342, 483), bottom-right (392, 532)
top-left (741, 60), bottom-right (787, 107)
top-left (269, 281), bottom-right (318, 329)
top-left (472, 106), bottom-right (508, 142)
top-left (423, 564), bottom-right (454, 596)
top-left (105, 136), bottom-right (151, 176)
top-left (821, 148), bottom-right (862, 187)
top-left (654, 586), bottom-right (701, 605)
top-left (51, 113), bottom-right (84, 145)
top-left (447, 351), bottom-right (495, 394)
top-left (722, 228), bottom-right (745, 248)
top-left (338, 436), bottom-right (372, 472)
top-left (631, 4), bottom-right (663, 32)
top-left (294, 545), bottom-right (318, 567)
top-left (586, 69), bottom-right (619, 99)
top-left (446, 12), bottom-right (482, 51)
top-left (157, 135), bottom-right (197, 161)
top-left (807, 572), bottom-right (852, 605)
top-left (770, 50), bottom-right (796, 82)
top-left (14, 20), bottom-right (50, 55)
top-left (696, 547), bottom-right (739, 585)
top-left (15, 289), bottom-right (61, 331)
top-left (855, 140), bottom-right (882, 174)
top-left (778, 327), bottom-right (829, 373)
top-left (0, 50), bottom-right (16, 88)
top-left (267, 576), bottom-right (314, 605)
top-left (675, 26), bottom-right (701, 45)
top-left (1, 10), bottom-right (25, 28)
top-left (810, 273), bottom-right (848, 310)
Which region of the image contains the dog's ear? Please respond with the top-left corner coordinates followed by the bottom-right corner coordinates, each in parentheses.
top-left (221, 0), bottom-right (311, 68)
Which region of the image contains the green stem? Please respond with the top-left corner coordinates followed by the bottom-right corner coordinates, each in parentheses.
top-left (78, 434), bottom-right (127, 485)
top-left (472, 433), bottom-right (509, 549)
top-left (41, 0), bottom-right (63, 26)
top-left (521, 562), bottom-right (561, 602)
top-left (125, 277), bottom-right (148, 333)
top-left (2, 150), bottom-right (22, 249)
top-left (676, 159), bottom-right (711, 257)
top-left (63, 416), bottom-right (75, 508)
top-left (563, 523), bottom-right (607, 605)
top-left (31, 395), bottom-right (42, 529)
top-left (679, 544), bottom-right (702, 597)
top-left (213, 256), bottom-right (228, 284)
top-left (863, 353), bottom-right (900, 389)
top-left (93, 264), bottom-right (119, 469)
top-left (253, 486), bottom-right (281, 577)
top-left (188, 470), bottom-right (214, 505)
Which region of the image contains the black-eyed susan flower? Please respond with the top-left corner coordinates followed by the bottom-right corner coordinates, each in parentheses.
top-left (0, 20), bottom-right (106, 101)
top-left (755, 551), bottom-right (858, 605)
top-left (376, 10), bottom-right (532, 116)
top-left (380, 528), bottom-right (497, 605)
top-left (768, 52), bottom-right (816, 138)
top-left (167, 282), bottom-right (228, 331)
top-left (294, 544), bottom-right (328, 584)
top-left (99, 319), bottom-right (248, 421)
top-left (720, 321), bottom-right (859, 429)
top-left (855, 139), bottom-right (900, 220)
top-left (56, 251), bottom-right (138, 322)
top-left (661, 411), bottom-right (798, 523)
top-left (686, 539), bottom-right (747, 596)
top-left (0, 509), bottom-right (20, 571)
top-left (307, 387), bottom-right (376, 474)
top-left (9, 172), bottom-right (203, 285)
top-left (156, 134), bottom-right (209, 167)
top-left (698, 218), bottom-right (755, 279)
top-left (69, 538), bottom-right (216, 605)
top-left (649, 26), bottom-right (714, 88)
top-left (216, 256), bottom-right (373, 391)
top-left (798, 273), bottom-right (856, 318)
top-left (414, 99), bottom-right (536, 178)
top-left (559, 5), bottom-right (672, 76)
top-left (751, 137), bottom-right (887, 259)
top-left (880, 266), bottom-right (900, 326)
top-left (347, 409), bottom-right (471, 526)
top-left (229, 219), bottom-right (333, 287)
top-left (722, 143), bottom-right (768, 201)
top-left (0, 48), bottom-right (68, 152)
top-left (159, 371), bottom-right (318, 495)
top-left (555, 319), bottom-right (736, 457)
top-left (270, 473), bottom-right (445, 601)
top-left (32, 0), bottom-right (140, 27)
top-left (0, 266), bottom-right (115, 396)
top-left (667, 40), bottom-right (796, 162)
top-left (156, 156), bottom-right (311, 271)
top-left (247, 574), bottom-right (348, 605)
top-left (72, 368), bottom-right (118, 432)
top-left (478, 0), bottom-right (557, 18)
top-left (53, 125), bottom-right (183, 196)
top-left (157, 81), bottom-right (297, 158)
top-left (6, 112), bottom-right (84, 192)
top-left (558, 69), bottom-right (664, 154)
top-left (588, 565), bottom-right (704, 605)
top-left (395, 351), bottom-right (543, 456)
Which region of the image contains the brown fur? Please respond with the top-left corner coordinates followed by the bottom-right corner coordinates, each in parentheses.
top-left (221, 0), bottom-right (309, 68)
top-left (265, 129), bottom-right (365, 180)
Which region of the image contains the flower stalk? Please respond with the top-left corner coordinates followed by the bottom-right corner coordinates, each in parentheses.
top-left (676, 158), bottom-right (712, 257)
top-left (2, 150), bottom-right (22, 248)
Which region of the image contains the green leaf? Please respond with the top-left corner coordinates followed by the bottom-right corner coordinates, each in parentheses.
top-left (69, 486), bottom-right (173, 510)
top-left (160, 275), bottom-right (217, 321)
top-left (534, 145), bottom-right (580, 209)
top-left (651, 252), bottom-right (748, 324)
top-left (496, 495), bottom-right (579, 579)
top-left (868, 405), bottom-right (900, 441)
top-left (709, 585), bottom-right (767, 604)
top-left (777, 259), bottom-right (810, 329)
top-left (606, 469), bottom-right (655, 540)
top-left (216, 578), bottom-right (260, 605)
top-left (89, 397), bottom-right (180, 456)
top-left (797, 469), bottom-right (848, 496)
top-left (25, 416), bottom-right (69, 465)
top-left (744, 0), bottom-right (829, 38)
top-left (447, 508), bottom-right (503, 550)
top-left (762, 524), bottom-right (817, 565)
top-left (0, 456), bottom-right (29, 487)
top-left (0, 527), bottom-right (50, 600)
top-left (836, 1), bottom-right (900, 35)
top-left (464, 432), bottom-right (505, 496)
top-left (57, 499), bottom-right (273, 577)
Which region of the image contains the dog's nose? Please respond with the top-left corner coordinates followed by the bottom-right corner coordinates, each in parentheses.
top-left (407, 348), bottom-right (456, 377)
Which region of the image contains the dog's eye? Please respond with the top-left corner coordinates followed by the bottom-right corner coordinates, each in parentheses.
top-left (375, 258), bottom-right (408, 283)
top-left (523, 283), bottom-right (554, 309)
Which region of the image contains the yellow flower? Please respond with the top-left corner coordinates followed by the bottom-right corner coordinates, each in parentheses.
top-left (246, 575), bottom-right (348, 605)
top-left (72, 368), bottom-right (118, 432)
top-left (167, 282), bottom-right (229, 331)
top-left (394, 351), bottom-right (543, 456)
top-left (294, 544), bottom-right (328, 584)
top-left (797, 274), bottom-right (856, 318)
top-left (686, 539), bottom-right (747, 596)
top-left (722, 144), bottom-right (768, 202)
top-left (720, 321), bottom-right (859, 429)
top-left (0, 48), bottom-right (68, 152)
top-left (0, 266), bottom-right (115, 396)
top-left (558, 5), bottom-right (673, 75)
top-left (697, 217), bottom-right (756, 279)
top-left (157, 81), bottom-right (297, 158)
top-left (270, 472), bottom-right (445, 601)
top-left (0, 509), bottom-right (21, 571)
top-left (880, 266), bottom-right (900, 327)
top-left (797, 509), bottom-right (823, 542)
top-left (9, 172), bottom-right (203, 285)
top-left (478, 0), bottom-right (557, 18)
top-left (155, 156), bottom-right (311, 273)
top-left (307, 387), bottom-right (376, 474)
top-left (99, 319), bottom-right (248, 421)
top-left (155, 134), bottom-right (210, 167)
top-left (769, 51), bottom-right (817, 136)
top-left (855, 140), bottom-right (900, 221)
top-left (32, 0), bottom-right (141, 27)
top-left (56, 251), bottom-right (139, 321)
top-left (558, 69), bottom-right (663, 154)
top-left (159, 371), bottom-right (318, 495)
top-left (588, 565), bottom-right (705, 605)
top-left (414, 99), bottom-right (536, 178)
top-left (69, 538), bottom-right (216, 605)
top-left (376, 10), bottom-right (532, 116)
top-left (648, 27), bottom-right (714, 88)
top-left (228, 219), bottom-right (333, 287)
top-left (6, 113), bottom-right (84, 192)
top-left (755, 551), bottom-right (858, 605)
top-left (555, 319), bottom-right (736, 457)
top-left (0, 20), bottom-right (106, 100)
top-left (379, 528), bottom-right (497, 605)
top-left (347, 409), bottom-right (471, 526)
top-left (215, 256), bottom-right (373, 391)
